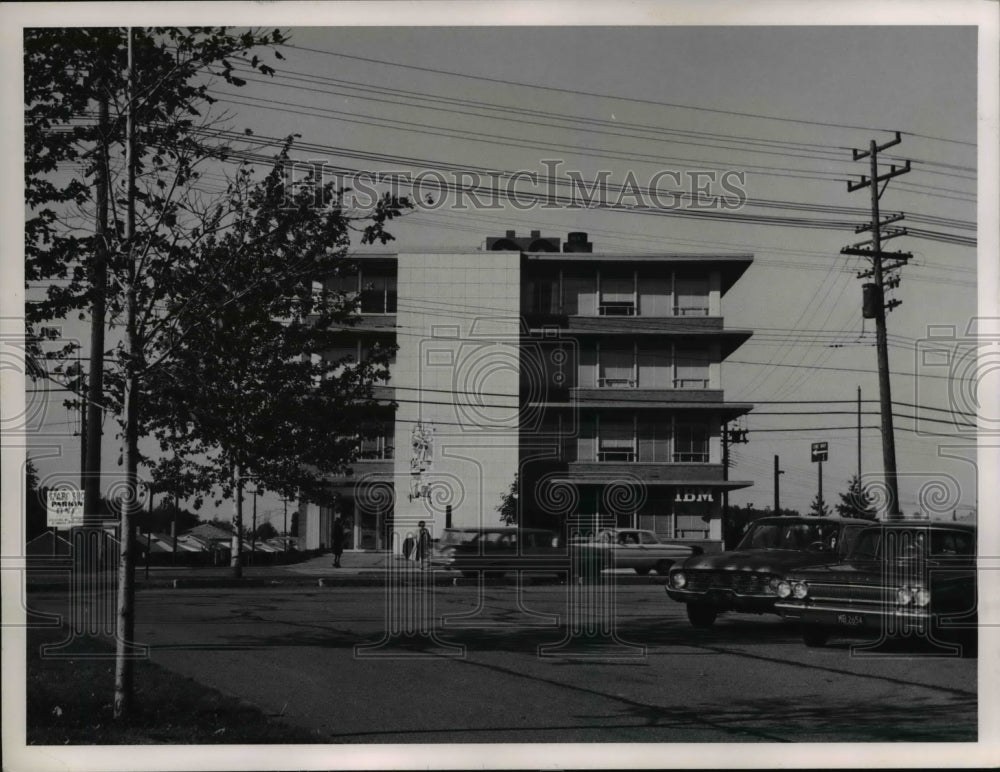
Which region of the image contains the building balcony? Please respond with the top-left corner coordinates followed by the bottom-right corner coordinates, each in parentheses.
top-left (371, 384), bottom-right (395, 402)
top-left (524, 314), bottom-right (726, 332)
top-left (563, 461), bottom-right (726, 484)
top-left (570, 388), bottom-right (726, 404)
top-left (353, 314), bottom-right (397, 331)
top-left (324, 458), bottom-right (394, 485)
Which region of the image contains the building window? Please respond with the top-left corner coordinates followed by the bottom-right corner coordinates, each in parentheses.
top-left (597, 343), bottom-right (635, 388)
top-left (360, 273), bottom-right (397, 314)
top-left (673, 422), bottom-right (709, 462)
top-left (599, 273), bottom-right (635, 316)
top-left (358, 435), bottom-right (394, 460)
top-left (598, 416), bottom-right (636, 462)
top-left (674, 278), bottom-right (709, 316)
top-left (327, 272), bottom-right (360, 304)
top-left (674, 347), bottom-right (710, 388)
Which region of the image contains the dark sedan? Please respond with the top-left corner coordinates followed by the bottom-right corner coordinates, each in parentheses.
top-left (666, 516), bottom-right (872, 627)
top-left (430, 527), bottom-right (568, 578)
top-left (775, 521), bottom-right (977, 649)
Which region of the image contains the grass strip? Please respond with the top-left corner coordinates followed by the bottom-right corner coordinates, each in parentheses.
top-left (26, 626), bottom-right (320, 745)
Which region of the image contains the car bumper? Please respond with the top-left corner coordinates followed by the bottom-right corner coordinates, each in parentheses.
top-left (775, 600), bottom-right (932, 631)
top-left (665, 587), bottom-right (778, 614)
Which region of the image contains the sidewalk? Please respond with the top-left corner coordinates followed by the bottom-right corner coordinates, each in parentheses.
top-left (24, 550), bottom-right (446, 590)
top-left (24, 550), bottom-right (666, 590)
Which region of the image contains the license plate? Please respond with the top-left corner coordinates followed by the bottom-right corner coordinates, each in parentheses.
top-left (836, 613), bottom-right (864, 627)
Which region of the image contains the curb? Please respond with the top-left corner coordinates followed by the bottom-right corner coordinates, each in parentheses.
top-left (26, 572), bottom-right (670, 591)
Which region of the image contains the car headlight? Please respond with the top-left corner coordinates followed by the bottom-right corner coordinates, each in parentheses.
top-left (672, 572), bottom-right (687, 589)
top-left (767, 576), bottom-right (782, 593)
top-left (776, 580), bottom-right (792, 598)
top-left (791, 582), bottom-right (809, 599)
top-left (896, 586), bottom-right (930, 607)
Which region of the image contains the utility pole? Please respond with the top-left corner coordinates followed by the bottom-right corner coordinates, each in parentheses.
top-left (250, 486), bottom-right (258, 564)
top-left (818, 458), bottom-right (823, 513)
top-left (721, 422), bottom-right (729, 524)
top-left (773, 455), bottom-right (784, 513)
top-left (843, 132), bottom-right (910, 521)
top-left (857, 386), bottom-right (862, 484)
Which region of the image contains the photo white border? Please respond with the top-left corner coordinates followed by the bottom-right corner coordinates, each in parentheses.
top-left (2, 1), bottom-right (997, 770)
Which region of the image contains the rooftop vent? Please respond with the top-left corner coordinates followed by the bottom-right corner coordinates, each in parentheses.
top-left (562, 231), bottom-right (593, 253)
top-left (486, 231), bottom-right (561, 252)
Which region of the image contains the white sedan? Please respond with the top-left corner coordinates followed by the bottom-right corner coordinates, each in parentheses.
top-left (572, 529), bottom-right (701, 575)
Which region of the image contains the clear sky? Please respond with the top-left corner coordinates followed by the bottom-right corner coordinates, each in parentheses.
top-left (5, 7), bottom-right (997, 523)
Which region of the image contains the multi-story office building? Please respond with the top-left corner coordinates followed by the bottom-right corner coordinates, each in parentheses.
top-left (299, 231), bottom-right (753, 553)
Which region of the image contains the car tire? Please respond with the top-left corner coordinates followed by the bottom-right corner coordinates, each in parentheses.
top-left (686, 603), bottom-right (717, 628)
top-left (634, 567), bottom-right (651, 576)
top-left (654, 560), bottom-right (673, 575)
top-left (802, 625), bottom-right (829, 648)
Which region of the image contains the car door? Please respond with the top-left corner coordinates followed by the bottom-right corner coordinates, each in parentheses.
top-left (614, 530), bottom-right (641, 569)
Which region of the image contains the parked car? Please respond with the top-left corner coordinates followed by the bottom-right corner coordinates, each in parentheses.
top-left (430, 527), bottom-right (568, 578)
top-left (571, 528), bottom-right (701, 575)
top-left (775, 521), bottom-right (977, 648)
top-left (666, 516), bottom-right (872, 627)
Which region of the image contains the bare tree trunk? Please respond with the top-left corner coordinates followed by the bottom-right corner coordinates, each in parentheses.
top-left (231, 462), bottom-right (244, 578)
top-left (114, 26), bottom-right (137, 721)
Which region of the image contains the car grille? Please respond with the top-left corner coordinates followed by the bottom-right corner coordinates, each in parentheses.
top-left (685, 571), bottom-right (769, 595)
top-left (804, 582), bottom-right (892, 605)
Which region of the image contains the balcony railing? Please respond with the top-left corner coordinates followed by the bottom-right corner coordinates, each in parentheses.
top-left (358, 444), bottom-right (394, 460)
top-left (598, 301), bottom-right (636, 316)
top-left (673, 305), bottom-right (710, 316)
top-left (673, 451), bottom-right (709, 463)
top-left (597, 449), bottom-right (636, 462)
top-left (597, 377), bottom-right (637, 388)
top-left (673, 378), bottom-right (710, 389)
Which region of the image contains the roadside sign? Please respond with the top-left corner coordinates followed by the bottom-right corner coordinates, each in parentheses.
top-left (47, 488), bottom-right (85, 528)
top-left (811, 442), bottom-right (829, 463)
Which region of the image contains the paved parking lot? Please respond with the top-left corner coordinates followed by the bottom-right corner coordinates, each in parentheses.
top-left (26, 580), bottom-right (977, 745)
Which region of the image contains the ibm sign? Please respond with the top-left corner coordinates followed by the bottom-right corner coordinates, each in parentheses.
top-left (674, 488), bottom-right (714, 503)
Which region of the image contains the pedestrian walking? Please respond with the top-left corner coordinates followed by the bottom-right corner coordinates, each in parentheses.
top-left (416, 520), bottom-right (431, 568)
top-left (332, 517), bottom-right (345, 568)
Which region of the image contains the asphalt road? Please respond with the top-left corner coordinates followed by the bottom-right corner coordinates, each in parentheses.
top-left (27, 581), bottom-right (977, 744)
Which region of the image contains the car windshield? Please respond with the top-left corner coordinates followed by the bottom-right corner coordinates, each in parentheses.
top-left (737, 521), bottom-right (840, 551)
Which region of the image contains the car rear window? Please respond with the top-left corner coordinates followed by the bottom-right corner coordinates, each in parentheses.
top-left (849, 528), bottom-right (976, 559)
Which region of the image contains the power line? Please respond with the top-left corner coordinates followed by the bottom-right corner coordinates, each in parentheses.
top-left (282, 44), bottom-right (971, 143)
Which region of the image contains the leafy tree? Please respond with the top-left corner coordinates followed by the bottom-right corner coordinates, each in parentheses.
top-left (143, 147), bottom-right (408, 573)
top-left (834, 474), bottom-right (878, 520)
top-left (25, 26), bottom-right (289, 720)
top-left (496, 474), bottom-right (519, 525)
top-left (145, 498), bottom-right (200, 535)
top-left (254, 521), bottom-right (279, 541)
top-left (808, 493), bottom-right (831, 517)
